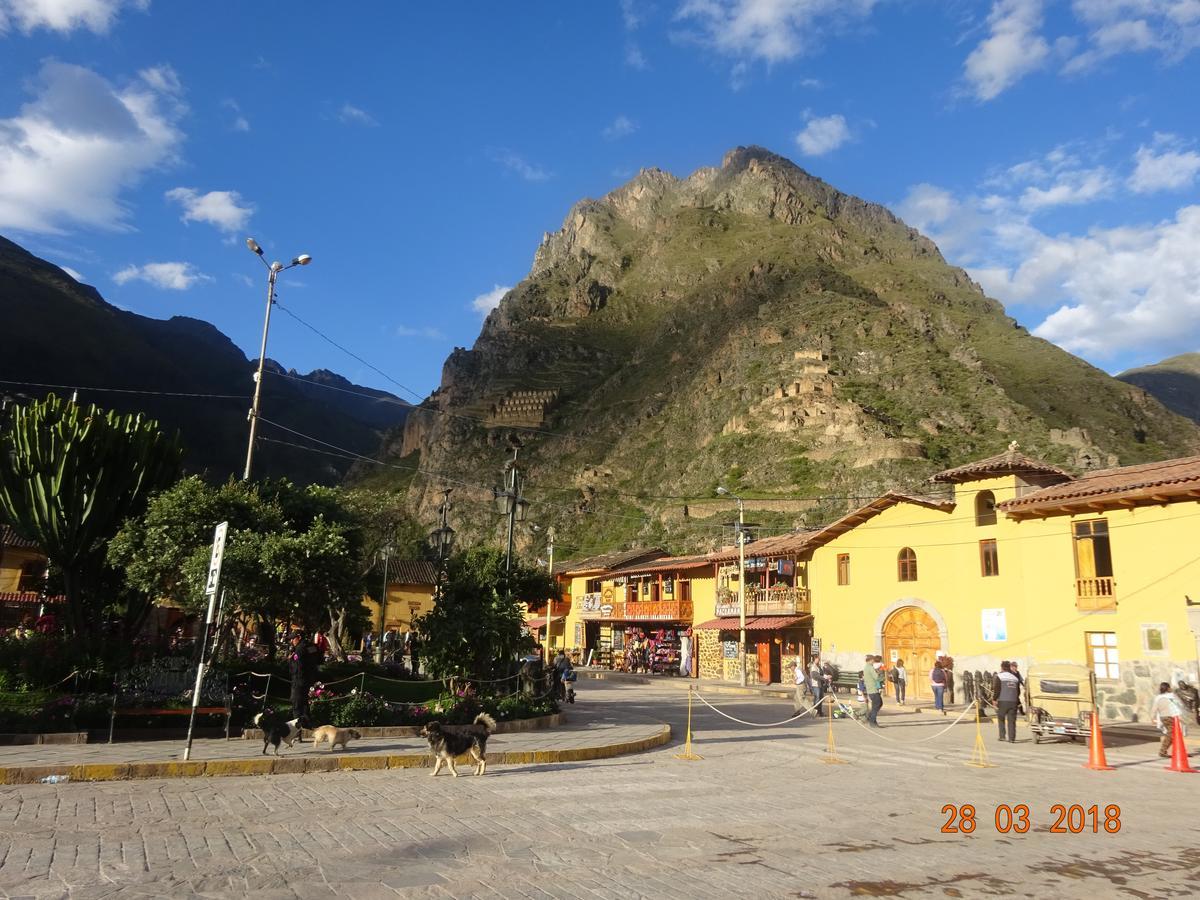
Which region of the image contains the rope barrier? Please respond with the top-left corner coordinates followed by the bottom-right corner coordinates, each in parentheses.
top-left (832, 698), bottom-right (977, 743)
top-left (692, 691), bottom-right (824, 727)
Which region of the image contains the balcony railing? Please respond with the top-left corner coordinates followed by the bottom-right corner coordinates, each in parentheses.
top-left (1076, 577), bottom-right (1116, 611)
top-left (715, 586), bottom-right (811, 618)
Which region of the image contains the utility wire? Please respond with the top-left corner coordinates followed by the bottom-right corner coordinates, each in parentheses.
top-left (0, 378), bottom-right (248, 400)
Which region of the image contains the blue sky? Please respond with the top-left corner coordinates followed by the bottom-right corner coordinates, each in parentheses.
top-left (1, 0), bottom-right (1199, 400)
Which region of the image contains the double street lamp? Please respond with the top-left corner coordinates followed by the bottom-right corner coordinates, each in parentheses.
top-left (717, 486), bottom-right (748, 686)
top-left (242, 237), bottom-right (312, 481)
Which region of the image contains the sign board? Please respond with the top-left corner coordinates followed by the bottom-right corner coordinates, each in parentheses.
top-left (575, 623), bottom-right (583, 647)
top-left (204, 522), bottom-right (229, 597)
top-left (810, 637), bottom-right (821, 655)
top-left (981, 608), bottom-right (1007, 642)
top-left (889, 649), bottom-right (899, 663)
top-left (723, 640), bottom-right (739, 659)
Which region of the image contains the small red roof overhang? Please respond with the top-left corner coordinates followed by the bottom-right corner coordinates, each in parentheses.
top-left (695, 615), bottom-right (811, 630)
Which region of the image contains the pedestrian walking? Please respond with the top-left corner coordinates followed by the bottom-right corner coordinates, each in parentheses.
top-left (1010, 661), bottom-right (1026, 715)
top-left (993, 661), bottom-right (1020, 742)
top-left (288, 631), bottom-right (320, 723)
top-left (790, 661), bottom-right (807, 714)
top-left (931, 660), bottom-right (947, 714)
top-left (809, 656), bottom-right (826, 710)
top-left (863, 655), bottom-right (883, 726)
top-left (1151, 681), bottom-right (1186, 758)
top-left (891, 658), bottom-right (907, 705)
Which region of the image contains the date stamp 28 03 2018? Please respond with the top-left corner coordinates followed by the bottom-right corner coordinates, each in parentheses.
top-left (941, 804), bottom-right (1122, 834)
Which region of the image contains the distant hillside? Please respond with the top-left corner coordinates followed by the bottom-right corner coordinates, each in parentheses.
top-left (1118, 353), bottom-right (1200, 423)
top-left (0, 235), bottom-right (408, 483)
top-left (377, 146), bottom-right (1200, 553)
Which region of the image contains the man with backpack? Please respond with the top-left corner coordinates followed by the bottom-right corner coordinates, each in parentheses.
top-left (992, 661), bottom-right (1021, 743)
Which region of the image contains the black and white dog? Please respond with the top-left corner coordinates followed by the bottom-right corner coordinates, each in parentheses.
top-left (420, 712), bottom-right (497, 776)
top-left (254, 710), bottom-right (303, 756)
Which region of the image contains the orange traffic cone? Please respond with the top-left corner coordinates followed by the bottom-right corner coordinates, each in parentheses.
top-left (1165, 717), bottom-right (1195, 773)
top-left (1083, 710), bottom-right (1114, 771)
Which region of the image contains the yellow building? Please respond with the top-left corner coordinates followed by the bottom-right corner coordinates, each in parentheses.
top-left (805, 447), bottom-right (1200, 721)
top-left (0, 525), bottom-right (60, 628)
top-left (361, 559), bottom-right (438, 636)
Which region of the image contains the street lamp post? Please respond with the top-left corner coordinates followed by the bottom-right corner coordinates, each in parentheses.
top-left (428, 489), bottom-right (456, 590)
top-left (377, 540), bottom-right (393, 664)
top-left (492, 446), bottom-right (528, 573)
top-left (718, 487), bottom-right (747, 686)
top-left (531, 524), bottom-right (556, 652)
top-left (242, 237), bottom-right (312, 481)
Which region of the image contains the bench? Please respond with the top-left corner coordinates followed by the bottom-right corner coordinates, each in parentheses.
top-left (108, 705), bottom-right (231, 743)
top-left (831, 670), bottom-right (863, 693)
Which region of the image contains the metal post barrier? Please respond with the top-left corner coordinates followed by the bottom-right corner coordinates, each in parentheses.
top-left (107, 676), bottom-right (118, 745)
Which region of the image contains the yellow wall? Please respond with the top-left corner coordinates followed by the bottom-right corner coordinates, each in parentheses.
top-left (0, 547), bottom-right (43, 593)
top-left (361, 583), bottom-right (435, 634)
top-left (808, 474), bottom-right (1200, 720)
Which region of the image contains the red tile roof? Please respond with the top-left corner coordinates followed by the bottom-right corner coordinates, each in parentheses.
top-left (385, 560), bottom-right (438, 586)
top-left (999, 454), bottom-right (1200, 518)
top-left (559, 548), bottom-right (667, 577)
top-left (0, 592), bottom-right (63, 605)
top-left (608, 554), bottom-right (714, 576)
top-left (930, 446), bottom-right (1073, 484)
top-left (695, 615), bottom-right (811, 630)
top-left (0, 526), bottom-right (42, 551)
top-left (708, 531), bottom-right (815, 564)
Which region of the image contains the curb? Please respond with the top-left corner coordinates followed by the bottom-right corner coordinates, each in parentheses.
top-left (0, 724), bottom-right (672, 785)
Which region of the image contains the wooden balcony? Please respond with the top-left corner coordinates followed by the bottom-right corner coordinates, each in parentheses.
top-left (1076, 577), bottom-right (1116, 611)
top-left (577, 595), bottom-right (693, 621)
top-left (715, 586), bottom-right (811, 618)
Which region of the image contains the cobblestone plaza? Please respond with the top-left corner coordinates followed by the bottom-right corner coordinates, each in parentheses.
top-left (2, 680), bottom-right (1198, 899)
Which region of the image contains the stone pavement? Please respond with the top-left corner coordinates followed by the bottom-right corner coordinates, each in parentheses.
top-left (1, 679), bottom-right (1198, 899)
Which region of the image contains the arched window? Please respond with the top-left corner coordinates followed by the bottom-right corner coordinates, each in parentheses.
top-left (975, 490), bottom-right (997, 527)
top-left (897, 547), bottom-right (918, 582)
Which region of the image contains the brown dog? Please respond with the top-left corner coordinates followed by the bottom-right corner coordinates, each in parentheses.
top-left (310, 725), bottom-right (361, 751)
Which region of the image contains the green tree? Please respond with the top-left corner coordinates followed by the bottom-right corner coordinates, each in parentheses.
top-left (0, 395), bottom-right (181, 636)
top-left (109, 478), bottom-right (383, 660)
top-left (415, 547), bottom-right (557, 680)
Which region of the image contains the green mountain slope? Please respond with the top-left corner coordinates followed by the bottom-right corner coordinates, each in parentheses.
top-left (371, 147), bottom-right (1200, 553)
top-left (1118, 353), bottom-right (1200, 423)
top-left (0, 235), bottom-right (408, 483)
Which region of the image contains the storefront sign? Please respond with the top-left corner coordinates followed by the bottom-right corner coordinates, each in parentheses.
top-left (776, 559), bottom-right (795, 576)
top-left (981, 608), bottom-right (1007, 642)
top-left (810, 637), bottom-right (821, 655)
top-left (723, 640), bottom-right (739, 659)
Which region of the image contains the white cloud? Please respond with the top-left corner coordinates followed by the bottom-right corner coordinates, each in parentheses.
top-left (338, 103), bottom-right (377, 127)
top-left (165, 187), bottom-right (254, 233)
top-left (222, 99), bottom-right (249, 132)
top-left (472, 284), bottom-right (511, 316)
top-left (60, 265), bottom-right (82, 281)
top-left (0, 0), bottom-right (148, 34)
top-left (963, 0), bottom-right (1051, 100)
top-left (1018, 166), bottom-right (1113, 209)
top-left (895, 163), bottom-right (1200, 360)
top-left (625, 42), bottom-right (648, 69)
top-left (675, 0), bottom-right (878, 64)
top-left (620, 0), bottom-right (641, 30)
top-left (794, 113), bottom-right (849, 156)
top-left (1128, 134), bottom-right (1200, 193)
top-left (232, 272), bottom-right (254, 288)
top-left (0, 60), bottom-right (184, 233)
top-left (114, 261), bottom-right (210, 290)
top-left (1064, 0), bottom-right (1200, 72)
top-left (602, 115), bottom-right (637, 140)
top-left (138, 64), bottom-right (181, 96)
top-left (487, 149), bottom-right (551, 182)
top-left (396, 324), bottom-right (446, 340)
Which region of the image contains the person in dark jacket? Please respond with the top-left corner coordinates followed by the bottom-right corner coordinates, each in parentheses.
top-left (288, 631), bottom-right (321, 723)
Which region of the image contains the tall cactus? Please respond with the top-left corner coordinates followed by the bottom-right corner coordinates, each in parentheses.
top-left (0, 394), bottom-right (182, 634)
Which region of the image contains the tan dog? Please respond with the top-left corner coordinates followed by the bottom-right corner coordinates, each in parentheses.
top-left (310, 725), bottom-right (361, 751)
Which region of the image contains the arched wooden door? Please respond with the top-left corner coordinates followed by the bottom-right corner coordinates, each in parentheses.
top-left (882, 607), bottom-right (941, 699)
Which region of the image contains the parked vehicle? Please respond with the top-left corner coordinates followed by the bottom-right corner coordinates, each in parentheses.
top-left (1025, 664), bottom-right (1097, 744)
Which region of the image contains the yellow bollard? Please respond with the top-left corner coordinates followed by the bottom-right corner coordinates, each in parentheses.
top-left (965, 699), bottom-right (997, 768)
top-left (820, 694), bottom-right (847, 765)
top-left (675, 687), bottom-right (704, 761)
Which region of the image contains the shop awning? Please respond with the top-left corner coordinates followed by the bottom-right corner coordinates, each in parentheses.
top-left (694, 615), bottom-right (811, 630)
top-left (525, 615), bottom-right (566, 629)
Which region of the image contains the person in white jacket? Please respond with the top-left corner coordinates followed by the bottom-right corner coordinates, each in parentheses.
top-left (1151, 682), bottom-right (1186, 758)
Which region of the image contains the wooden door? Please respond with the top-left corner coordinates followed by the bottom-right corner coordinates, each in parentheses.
top-left (756, 641), bottom-right (771, 683)
top-left (882, 607), bottom-right (940, 699)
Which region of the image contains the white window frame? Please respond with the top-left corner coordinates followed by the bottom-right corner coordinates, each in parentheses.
top-left (1086, 631), bottom-right (1120, 681)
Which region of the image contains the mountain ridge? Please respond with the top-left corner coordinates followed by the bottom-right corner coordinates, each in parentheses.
top-left (383, 146), bottom-right (1200, 553)
top-left (0, 234), bottom-right (408, 483)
